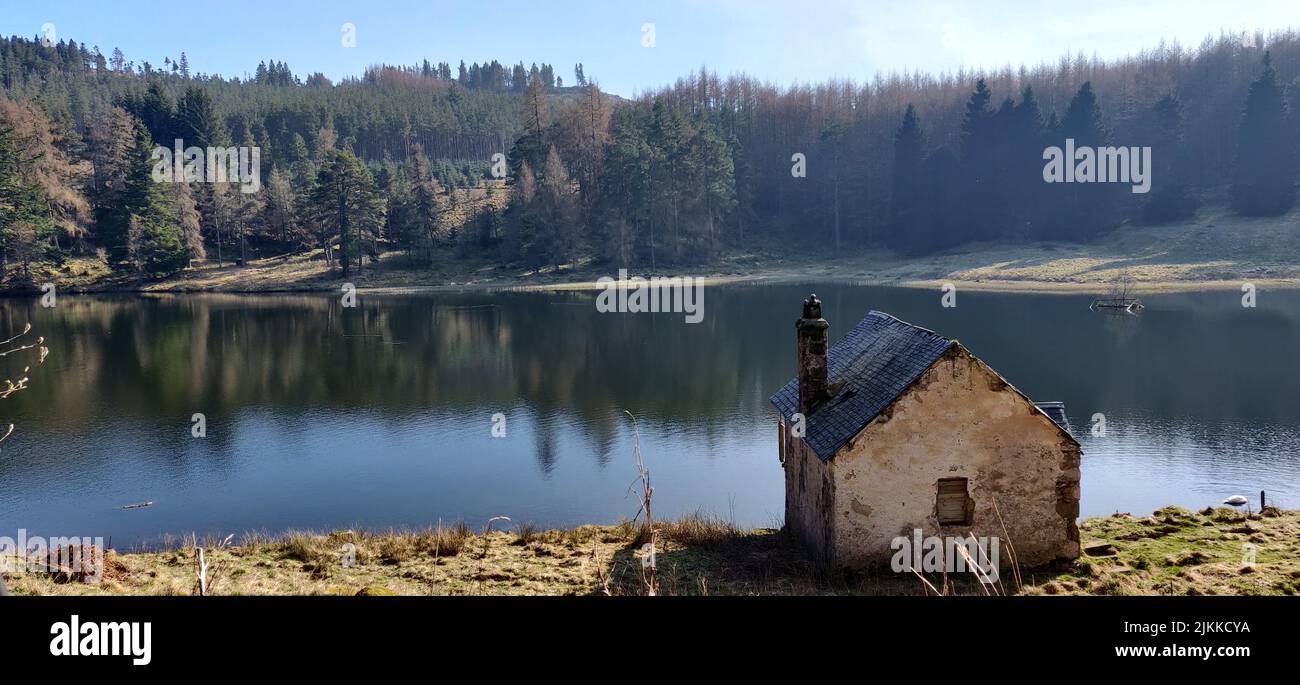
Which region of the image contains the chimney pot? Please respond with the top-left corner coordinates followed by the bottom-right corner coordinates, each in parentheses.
top-left (796, 294), bottom-right (830, 415)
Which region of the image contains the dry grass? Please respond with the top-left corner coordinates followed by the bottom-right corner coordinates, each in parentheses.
top-left (6, 508), bottom-right (1298, 596)
top-left (657, 511), bottom-right (741, 547)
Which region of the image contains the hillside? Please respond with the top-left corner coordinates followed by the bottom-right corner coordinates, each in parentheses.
top-left (4, 30), bottom-right (1300, 296)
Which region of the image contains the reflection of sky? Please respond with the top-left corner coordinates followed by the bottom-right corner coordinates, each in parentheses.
top-left (1077, 412), bottom-right (1300, 516)
top-left (3, 285), bottom-right (1300, 546)
top-left (14, 387), bottom-right (1296, 547)
top-left (1, 404), bottom-right (781, 548)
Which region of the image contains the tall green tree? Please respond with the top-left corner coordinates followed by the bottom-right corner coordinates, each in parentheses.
top-left (1057, 81), bottom-right (1116, 240)
top-left (1143, 93), bottom-right (1199, 223)
top-left (175, 85), bottom-right (222, 149)
top-left (1232, 53), bottom-right (1297, 216)
top-left (406, 146), bottom-right (440, 263)
top-left (0, 120), bottom-right (52, 278)
top-left (100, 121), bottom-right (187, 275)
top-left (309, 150), bottom-right (385, 277)
top-left (890, 104), bottom-right (927, 251)
top-left (959, 79), bottom-right (998, 241)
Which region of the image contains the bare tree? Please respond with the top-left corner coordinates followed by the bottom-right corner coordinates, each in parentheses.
top-left (0, 323), bottom-right (48, 596)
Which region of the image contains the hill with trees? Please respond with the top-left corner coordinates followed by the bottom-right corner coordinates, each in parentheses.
top-left (1, 30), bottom-right (1299, 289)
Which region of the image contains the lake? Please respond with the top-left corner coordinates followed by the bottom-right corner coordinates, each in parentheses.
top-left (2, 283), bottom-right (1297, 547)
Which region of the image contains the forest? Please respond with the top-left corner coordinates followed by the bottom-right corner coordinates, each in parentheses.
top-left (1, 30), bottom-right (1299, 285)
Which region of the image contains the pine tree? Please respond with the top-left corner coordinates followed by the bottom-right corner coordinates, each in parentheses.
top-left (1057, 81), bottom-right (1116, 240)
top-left (407, 147), bottom-right (440, 262)
top-left (0, 120), bottom-right (51, 278)
top-left (175, 86), bottom-right (222, 150)
top-left (1144, 93), bottom-right (1198, 223)
top-left (100, 120), bottom-right (186, 274)
top-left (599, 107), bottom-right (651, 266)
top-left (137, 80), bottom-right (176, 144)
top-left (685, 122), bottom-right (735, 262)
top-left (890, 105), bottom-right (927, 251)
top-left (959, 79), bottom-right (998, 241)
top-left (1232, 52), bottom-right (1297, 216)
top-left (308, 150), bottom-right (384, 277)
top-left (1004, 87), bottom-right (1047, 237)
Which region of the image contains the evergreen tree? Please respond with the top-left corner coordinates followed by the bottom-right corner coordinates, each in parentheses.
top-left (923, 147), bottom-right (962, 252)
top-left (1143, 93), bottom-right (1199, 223)
top-left (309, 150), bottom-right (385, 277)
top-left (1057, 81), bottom-right (1116, 240)
top-left (598, 107), bottom-right (651, 265)
top-left (0, 120), bottom-right (52, 277)
top-left (136, 80), bottom-right (176, 144)
top-left (408, 147), bottom-right (440, 262)
top-left (959, 79), bottom-right (998, 241)
top-left (100, 120), bottom-right (187, 274)
top-left (890, 104), bottom-right (927, 251)
top-left (1232, 52), bottom-right (1297, 216)
top-left (175, 85), bottom-right (222, 149)
top-left (1010, 87), bottom-right (1047, 238)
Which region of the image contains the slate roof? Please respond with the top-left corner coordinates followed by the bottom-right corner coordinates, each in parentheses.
top-left (1034, 401), bottom-right (1072, 436)
top-left (769, 311), bottom-right (955, 461)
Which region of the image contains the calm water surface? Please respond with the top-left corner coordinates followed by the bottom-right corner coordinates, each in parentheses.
top-left (2, 284), bottom-right (1297, 546)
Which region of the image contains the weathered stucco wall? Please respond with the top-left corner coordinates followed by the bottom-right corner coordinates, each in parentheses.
top-left (781, 422), bottom-right (835, 566)
top-left (826, 346), bottom-right (1080, 569)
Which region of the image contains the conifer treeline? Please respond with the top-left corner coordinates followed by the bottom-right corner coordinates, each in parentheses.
top-left (621, 32), bottom-right (1300, 261)
top-left (2, 31), bottom-right (1299, 284)
top-left (0, 36), bottom-right (526, 165)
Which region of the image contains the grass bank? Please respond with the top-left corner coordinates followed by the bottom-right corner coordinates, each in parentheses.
top-left (6, 506), bottom-right (1296, 596)
top-left (18, 203), bottom-right (1300, 296)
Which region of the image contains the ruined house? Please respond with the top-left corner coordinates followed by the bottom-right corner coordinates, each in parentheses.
top-left (769, 295), bottom-right (1080, 569)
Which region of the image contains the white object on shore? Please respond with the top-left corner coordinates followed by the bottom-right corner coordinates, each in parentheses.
top-left (1223, 495), bottom-right (1248, 506)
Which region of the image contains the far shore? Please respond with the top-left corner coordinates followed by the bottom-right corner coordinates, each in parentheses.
top-left (12, 203), bottom-right (1300, 298)
top-left (40, 267), bottom-right (1300, 298)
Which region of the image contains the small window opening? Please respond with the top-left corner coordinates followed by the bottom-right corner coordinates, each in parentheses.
top-left (936, 477), bottom-right (971, 525)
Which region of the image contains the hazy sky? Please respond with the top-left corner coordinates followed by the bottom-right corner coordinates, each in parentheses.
top-left (4, 0), bottom-right (1297, 96)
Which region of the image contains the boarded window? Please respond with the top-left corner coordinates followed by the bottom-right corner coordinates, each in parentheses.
top-left (936, 478), bottom-right (970, 525)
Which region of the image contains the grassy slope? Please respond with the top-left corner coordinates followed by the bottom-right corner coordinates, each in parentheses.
top-left (29, 201), bottom-right (1300, 295)
top-left (8, 507), bottom-right (1298, 596)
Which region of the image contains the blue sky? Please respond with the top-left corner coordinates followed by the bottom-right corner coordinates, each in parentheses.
top-left (4, 0), bottom-right (1297, 96)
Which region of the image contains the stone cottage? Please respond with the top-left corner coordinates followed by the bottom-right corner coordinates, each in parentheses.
top-left (769, 294), bottom-right (1080, 570)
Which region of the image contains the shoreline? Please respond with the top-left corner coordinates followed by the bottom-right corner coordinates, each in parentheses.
top-left (6, 506), bottom-right (1296, 596)
top-left (26, 267), bottom-right (1300, 298)
top-left (19, 202), bottom-right (1300, 297)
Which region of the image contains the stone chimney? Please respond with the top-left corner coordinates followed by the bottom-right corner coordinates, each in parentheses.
top-left (796, 294), bottom-right (830, 415)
